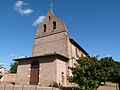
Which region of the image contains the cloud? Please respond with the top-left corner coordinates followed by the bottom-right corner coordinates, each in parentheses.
top-left (33, 16), bottom-right (45, 26)
top-left (15, 0), bottom-right (34, 15)
top-left (0, 63), bottom-right (4, 65)
top-left (15, 1), bottom-right (24, 8)
top-left (19, 9), bottom-right (34, 15)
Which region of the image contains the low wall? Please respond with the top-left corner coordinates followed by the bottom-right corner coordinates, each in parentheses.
top-left (0, 74), bottom-right (16, 84)
top-left (97, 83), bottom-right (119, 90)
top-left (0, 85), bottom-right (60, 90)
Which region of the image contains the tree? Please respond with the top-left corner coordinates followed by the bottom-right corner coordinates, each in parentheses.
top-left (98, 57), bottom-right (114, 85)
top-left (109, 61), bottom-right (120, 83)
top-left (68, 56), bottom-right (116, 90)
top-left (68, 56), bottom-right (100, 90)
top-left (9, 61), bottom-right (18, 73)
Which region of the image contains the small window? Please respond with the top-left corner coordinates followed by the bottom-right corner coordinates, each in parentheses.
top-left (53, 21), bottom-right (56, 29)
top-left (43, 24), bottom-right (46, 32)
top-left (76, 48), bottom-right (78, 57)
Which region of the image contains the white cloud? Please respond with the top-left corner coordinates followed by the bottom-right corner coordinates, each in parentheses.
top-left (33, 16), bottom-right (45, 27)
top-left (19, 9), bottom-right (34, 15)
top-left (15, 0), bottom-right (34, 15)
top-left (15, 1), bottom-right (24, 8)
top-left (0, 63), bottom-right (4, 65)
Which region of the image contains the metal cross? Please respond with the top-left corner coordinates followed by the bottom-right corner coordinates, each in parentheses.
top-left (50, 0), bottom-right (53, 9)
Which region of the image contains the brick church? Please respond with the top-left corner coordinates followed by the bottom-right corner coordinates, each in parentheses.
top-left (15, 7), bottom-right (89, 86)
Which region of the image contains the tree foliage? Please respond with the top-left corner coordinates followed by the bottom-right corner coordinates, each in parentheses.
top-left (97, 57), bottom-right (114, 85)
top-left (68, 57), bottom-right (100, 90)
top-left (109, 60), bottom-right (120, 83)
top-left (99, 57), bottom-right (120, 83)
top-left (68, 56), bottom-right (114, 90)
top-left (9, 61), bottom-right (18, 73)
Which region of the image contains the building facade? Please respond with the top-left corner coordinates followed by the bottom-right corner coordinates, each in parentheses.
top-left (15, 8), bottom-right (89, 86)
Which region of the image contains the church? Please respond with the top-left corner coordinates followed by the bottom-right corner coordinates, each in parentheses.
top-left (14, 6), bottom-right (89, 86)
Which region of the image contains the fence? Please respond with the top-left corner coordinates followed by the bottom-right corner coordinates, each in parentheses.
top-left (0, 84), bottom-right (60, 90)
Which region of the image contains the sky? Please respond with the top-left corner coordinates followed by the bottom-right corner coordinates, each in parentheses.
top-left (0, 0), bottom-right (120, 70)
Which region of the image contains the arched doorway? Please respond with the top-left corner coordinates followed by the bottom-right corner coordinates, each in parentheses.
top-left (30, 61), bottom-right (39, 85)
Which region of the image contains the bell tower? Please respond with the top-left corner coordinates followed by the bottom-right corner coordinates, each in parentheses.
top-left (15, 0), bottom-right (89, 86)
top-left (32, 7), bottom-right (69, 57)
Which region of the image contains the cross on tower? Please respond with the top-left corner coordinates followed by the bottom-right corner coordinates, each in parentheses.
top-left (50, 0), bottom-right (53, 10)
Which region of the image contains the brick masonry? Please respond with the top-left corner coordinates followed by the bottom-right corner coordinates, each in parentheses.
top-left (15, 9), bottom-right (89, 86)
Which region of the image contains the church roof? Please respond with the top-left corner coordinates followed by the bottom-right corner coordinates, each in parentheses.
top-left (14, 53), bottom-right (69, 61)
top-left (69, 38), bottom-right (89, 57)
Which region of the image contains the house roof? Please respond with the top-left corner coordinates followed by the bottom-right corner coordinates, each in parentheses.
top-left (69, 38), bottom-right (89, 56)
top-left (14, 53), bottom-right (69, 61)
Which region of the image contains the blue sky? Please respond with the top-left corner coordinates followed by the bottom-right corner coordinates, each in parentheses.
top-left (0, 0), bottom-right (120, 69)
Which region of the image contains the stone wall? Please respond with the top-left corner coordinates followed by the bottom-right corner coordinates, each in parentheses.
top-left (56, 58), bottom-right (67, 86)
top-left (16, 60), bottom-right (31, 85)
top-left (0, 85), bottom-right (60, 90)
top-left (1, 74), bottom-right (16, 84)
top-left (33, 32), bottom-right (68, 57)
top-left (97, 83), bottom-right (119, 90)
top-left (15, 55), bottom-right (67, 86)
top-left (38, 56), bottom-right (57, 86)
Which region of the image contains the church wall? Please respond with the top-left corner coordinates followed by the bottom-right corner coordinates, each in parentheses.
top-left (67, 40), bottom-right (87, 76)
top-left (56, 58), bottom-right (68, 86)
top-left (35, 13), bottom-right (67, 40)
top-left (32, 32), bottom-right (69, 57)
top-left (38, 56), bottom-right (56, 86)
top-left (16, 56), bottom-right (58, 86)
top-left (15, 60), bottom-right (31, 85)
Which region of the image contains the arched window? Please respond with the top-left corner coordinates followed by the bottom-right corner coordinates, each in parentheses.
top-left (43, 24), bottom-right (46, 32)
top-left (53, 21), bottom-right (56, 29)
top-left (49, 16), bottom-right (51, 20)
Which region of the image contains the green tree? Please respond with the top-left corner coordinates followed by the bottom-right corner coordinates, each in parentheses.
top-left (68, 56), bottom-right (100, 90)
top-left (9, 61), bottom-right (18, 73)
top-left (99, 57), bottom-right (114, 85)
top-left (110, 61), bottom-right (120, 83)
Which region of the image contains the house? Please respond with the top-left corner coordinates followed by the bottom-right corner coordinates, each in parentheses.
top-left (0, 68), bottom-right (16, 85)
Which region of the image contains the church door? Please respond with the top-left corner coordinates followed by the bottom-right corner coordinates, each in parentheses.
top-left (30, 61), bottom-right (39, 85)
